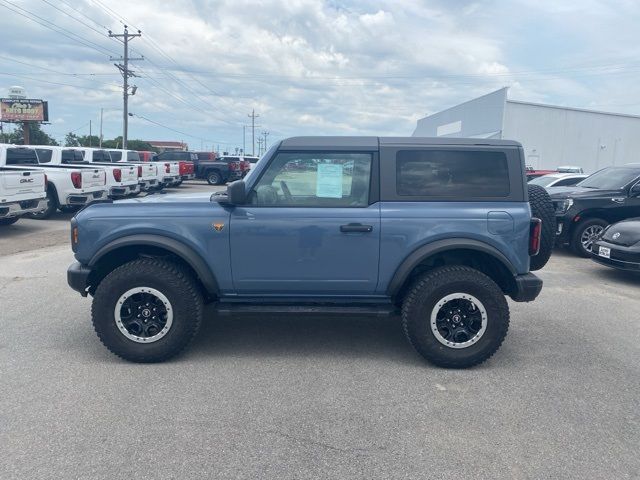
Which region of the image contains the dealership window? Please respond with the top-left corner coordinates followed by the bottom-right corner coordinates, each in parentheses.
top-left (396, 149), bottom-right (510, 197)
top-left (250, 152), bottom-right (372, 207)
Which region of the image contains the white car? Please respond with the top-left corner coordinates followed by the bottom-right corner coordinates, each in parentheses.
top-left (529, 173), bottom-right (588, 189)
top-left (73, 148), bottom-right (140, 198)
top-left (0, 144), bottom-right (48, 225)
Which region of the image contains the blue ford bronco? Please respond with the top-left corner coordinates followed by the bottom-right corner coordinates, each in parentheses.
top-left (67, 137), bottom-right (551, 368)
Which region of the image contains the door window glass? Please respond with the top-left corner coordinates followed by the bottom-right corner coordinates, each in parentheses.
top-left (250, 152), bottom-right (372, 207)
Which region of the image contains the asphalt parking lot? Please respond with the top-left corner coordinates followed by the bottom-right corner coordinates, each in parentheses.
top-left (1, 183), bottom-right (638, 479)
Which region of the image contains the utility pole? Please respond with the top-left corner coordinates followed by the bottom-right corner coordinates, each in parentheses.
top-left (89, 120), bottom-right (92, 147)
top-left (257, 137), bottom-right (263, 156)
top-left (247, 109), bottom-right (259, 156)
top-left (99, 108), bottom-right (103, 147)
top-left (109, 26), bottom-right (143, 149)
top-left (262, 131), bottom-right (269, 153)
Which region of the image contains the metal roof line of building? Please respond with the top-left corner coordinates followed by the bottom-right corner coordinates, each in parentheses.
top-left (506, 99), bottom-right (640, 120)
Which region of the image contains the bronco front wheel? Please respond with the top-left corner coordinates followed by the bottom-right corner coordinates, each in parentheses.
top-left (91, 258), bottom-right (203, 362)
top-left (402, 266), bottom-right (510, 368)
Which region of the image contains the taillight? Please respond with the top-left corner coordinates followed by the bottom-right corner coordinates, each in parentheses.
top-left (71, 171), bottom-right (82, 189)
top-left (529, 218), bottom-right (542, 256)
top-left (165, 163), bottom-right (170, 174)
top-left (113, 168), bottom-right (122, 182)
top-left (138, 166), bottom-right (142, 177)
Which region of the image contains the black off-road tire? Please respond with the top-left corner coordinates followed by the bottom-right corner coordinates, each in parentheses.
top-left (527, 184), bottom-right (555, 271)
top-left (571, 218), bottom-right (608, 258)
top-left (0, 217), bottom-right (20, 226)
top-left (91, 258), bottom-right (204, 363)
top-left (28, 189), bottom-right (57, 220)
top-left (402, 266), bottom-right (510, 368)
top-left (206, 170), bottom-right (222, 185)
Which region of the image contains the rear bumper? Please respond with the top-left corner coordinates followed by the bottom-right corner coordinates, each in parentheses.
top-left (140, 179), bottom-right (158, 191)
top-left (65, 189), bottom-right (108, 206)
top-left (109, 184), bottom-right (140, 197)
top-left (67, 261), bottom-right (92, 296)
top-left (181, 174), bottom-right (195, 180)
top-left (0, 197), bottom-right (48, 218)
top-left (510, 273), bottom-right (543, 302)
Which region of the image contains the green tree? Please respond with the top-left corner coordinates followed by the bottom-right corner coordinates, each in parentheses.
top-left (4, 123), bottom-right (58, 145)
top-left (65, 132), bottom-right (80, 147)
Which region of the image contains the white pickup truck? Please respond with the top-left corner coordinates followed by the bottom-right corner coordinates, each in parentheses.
top-left (148, 155), bottom-right (181, 187)
top-left (21, 146), bottom-right (110, 218)
top-left (106, 149), bottom-right (161, 192)
top-left (73, 148), bottom-right (139, 198)
top-left (0, 144), bottom-right (48, 225)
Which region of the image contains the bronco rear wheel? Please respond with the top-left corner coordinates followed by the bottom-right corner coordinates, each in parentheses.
top-left (402, 266), bottom-right (510, 368)
top-left (91, 258), bottom-right (203, 362)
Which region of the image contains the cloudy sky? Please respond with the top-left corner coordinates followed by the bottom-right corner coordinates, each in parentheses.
top-left (1, 0), bottom-right (639, 151)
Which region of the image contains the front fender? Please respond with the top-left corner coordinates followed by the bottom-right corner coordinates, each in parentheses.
top-left (89, 234), bottom-right (219, 296)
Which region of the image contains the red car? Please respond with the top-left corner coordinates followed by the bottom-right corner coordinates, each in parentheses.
top-left (526, 167), bottom-right (557, 181)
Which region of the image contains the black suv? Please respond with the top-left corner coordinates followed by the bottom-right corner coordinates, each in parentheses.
top-left (550, 165), bottom-right (640, 256)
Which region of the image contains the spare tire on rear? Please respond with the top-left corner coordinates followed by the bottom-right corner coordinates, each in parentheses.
top-left (528, 184), bottom-right (555, 271)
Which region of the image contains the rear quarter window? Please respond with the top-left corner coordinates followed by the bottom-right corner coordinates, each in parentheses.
top-left (396, 149), bottom-right (510, 197)
top-left (35, 149), bottom-right (52, 163)
top-left (6, 148), bottom-right (39, 165)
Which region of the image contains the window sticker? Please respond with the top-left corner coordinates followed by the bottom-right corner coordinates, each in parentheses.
top-left (316, 163), bottom-right (343, 198)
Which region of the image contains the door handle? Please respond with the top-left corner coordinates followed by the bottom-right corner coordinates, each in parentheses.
top-left (340, 223), bottom-right (373, 233)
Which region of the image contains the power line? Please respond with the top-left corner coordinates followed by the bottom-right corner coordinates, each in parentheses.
top-left (0, 0), bottom-right (117, 57)
top-left (129, 113), bottom-right (230, 145)
top-left (0, 72), bottom-right (118, 92)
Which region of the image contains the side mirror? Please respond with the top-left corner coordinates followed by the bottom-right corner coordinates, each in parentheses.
top-left (630, 184), bottom-right (640, 197)
top-left (226, 180), bottom-right (246, 205)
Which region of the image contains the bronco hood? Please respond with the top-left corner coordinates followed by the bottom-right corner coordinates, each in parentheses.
top-left (602, 218), bottom-right (640, 247)
top-left (118, 192), bottom-right (215, 203)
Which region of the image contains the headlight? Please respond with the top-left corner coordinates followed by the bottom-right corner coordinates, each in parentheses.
top-left (555, 198), bottom-right (573, 214)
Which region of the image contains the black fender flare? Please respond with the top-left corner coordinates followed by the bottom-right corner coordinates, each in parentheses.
top-left (386, 238), bottom-right (517, 297)
top-left (88, 234), bottom-right (219, 295)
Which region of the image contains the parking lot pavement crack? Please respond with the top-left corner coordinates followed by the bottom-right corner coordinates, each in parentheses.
top-left (263, 429), bottom-right (386, 456)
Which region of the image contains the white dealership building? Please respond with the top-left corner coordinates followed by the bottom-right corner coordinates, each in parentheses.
top-left (412, 87), bottom-right (640, 173)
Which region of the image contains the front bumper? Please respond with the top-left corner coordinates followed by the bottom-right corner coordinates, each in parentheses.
top-left (590, 240), bottom-right (640, 272)
top-left (0, 197), bottom-right (48, 218)
top-left (67, 261), bottom-right (92, 296)
top-left (554, 214), bottom-right (573, 246)
top-left (510, 273), bottom-right (543, 302)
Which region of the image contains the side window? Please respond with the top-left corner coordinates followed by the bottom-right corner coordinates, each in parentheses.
top-left (62, 150), bottom-right (84, 164)
top-left (555, 177), bottom-right (580, 187)
top-left (127, 151), bottom-right (141, 162)
top-left (35, 149), bottom-right (52, 163)
top-left (250, 152), bottom-right (372, 207)
top-left (110, 151), bottom-right (123, 161)
top-left (396, 149), bottom-right (510, 197)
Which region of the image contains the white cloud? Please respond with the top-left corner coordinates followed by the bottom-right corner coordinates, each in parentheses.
top-left (0, 0), bottom-right (638, 149)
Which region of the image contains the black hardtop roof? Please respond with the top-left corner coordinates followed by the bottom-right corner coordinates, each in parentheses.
top-left (279, 136), bottom-right (522, 150)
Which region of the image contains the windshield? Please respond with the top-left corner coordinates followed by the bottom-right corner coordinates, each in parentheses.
top-left (529, 176), bottom-right (557, 187)
top-left (577, 167), bottom-right (640, 190)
